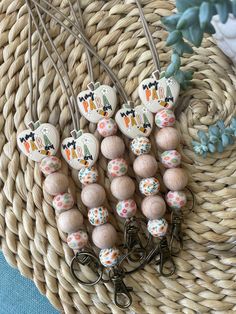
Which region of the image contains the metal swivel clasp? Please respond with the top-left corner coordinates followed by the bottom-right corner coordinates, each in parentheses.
top-left (170, 211), bottom-right (183, 255)
top-left (157, 236), bottom-right (176, 277)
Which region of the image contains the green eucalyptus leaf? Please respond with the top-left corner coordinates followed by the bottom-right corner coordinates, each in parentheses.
top-left (165, 63), bottom-right (177, 78)
top-left (204, 22), bottom-right (216, 35)
top-left (189, 24), bottom-right (204, 47)
top-left (177, 7), bottom-right (199, 30)
top-left (232, 0), bottom-right (236, 17)
top-left (184, 70), bottom-right (194, 80)
top-left (171, 53), bottom-right (181, 68)
top-left (176, 0), bottom-right (202, 12)
top-left (174, 40), bottom-right (194, 55)
top-left (174, 70), bottom-right (185, 83)
top-left (166, 30), bottom-right (182, 46)
top-left (215, 1), bottom-right (230, 24)
top-left (162, 14), bottom-right (181, 30)
top-left (199, 2), bottom-right (213, 29)
top-left (182, 29), bottom-right (193, 43)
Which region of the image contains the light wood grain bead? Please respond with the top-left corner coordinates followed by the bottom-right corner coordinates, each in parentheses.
top-left (44, 172), bottom-right (69, 196)
top-left (81, 183), bottom-right (106, 208)
top-left (92, 223), bottom-right (117, 249)
top-left (163, 168), bottom-right (188, 191)
top-left (141, 196), bottom-right (166, 219)
top-left (101, 136), bottom-right (125, 159)
top-left (155, 127), bottom-right (180, 150)
top-left (133, 154), bottom-right (158, 178)
top-left (110, 176), bottom-right (135, 200)
top-left (58, 208), bottom-right (83, 234)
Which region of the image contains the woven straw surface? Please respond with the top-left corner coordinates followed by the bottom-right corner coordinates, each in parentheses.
top-left (1, 0), bottom-right (236, 313)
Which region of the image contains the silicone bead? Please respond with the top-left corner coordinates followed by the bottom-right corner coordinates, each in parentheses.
top-left (133, 154), bottom-right (158, 178)
top-left (116, 199), bottom-right (137, 218)
top-left (97, 118), bottom-right (118, 137)
top-left (67, 230), bottom-right (88, 250)
top-left (107, 158), bottom-right (128, 177)
top-left (161, 150), bottom-right (181, 168)
top-left (139, 177), bottom-right (160, 196)
top-left (101, 136), bottom-right (125, 160)
top-left (40, 156), bottom-right (61, 176)
top-left (81, 183), bottom-right (106, 208)
top-left (155, 127), bottom-right (180, 150)
top-left (44, 172), bottom-right (69, 196)
top-left (99, 248), bottom-right (120, 267)
top-left (88, 207), bottom-right (109, 226)
top-left (141, 195), bottom-right (166, 219)
top-left (53, 193), bottom-right (74, 213)
top-left (155, 109), bottom-right (175, 128)
top-left (78, 167), bottom-right (98, 185)
top-left (163, 168), bottom-right (188, 191)
top-left (147, 218), bottom-right (168, 237)
top-left (57, 208), bottom-right (84, 234)
top-left (166, 191), bottom-right (187, 209)
top-left (92, 223), bottom-right (117, 249)
top-left (130, 137), bottom-right (151, 156)
top-left (110, 176), bottom-right (135, 200)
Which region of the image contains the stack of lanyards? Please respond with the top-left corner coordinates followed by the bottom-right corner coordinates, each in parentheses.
top-left (22, 0), bottom-right (194, 308)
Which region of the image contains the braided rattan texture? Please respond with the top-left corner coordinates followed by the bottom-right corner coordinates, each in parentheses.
top-left (1, 0), bottom-right (236, 313)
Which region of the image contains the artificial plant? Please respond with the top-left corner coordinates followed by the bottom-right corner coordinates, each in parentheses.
top-left (162, 0), bottom-right (236, 88)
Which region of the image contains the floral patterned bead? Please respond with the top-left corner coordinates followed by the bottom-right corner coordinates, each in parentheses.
top-left (116, 199), bottom-right (137, 218)
top-left (97, 118), bottom-right (118, 137)
top-left (139, 177), bottom-right (160, 196)
top-left (52, 193), bottom-right (74, 213)
top-left (78, 167), bottom-right (98, 185)
top-left (40, 156), bottom-right (61, 176)
top-left (161, 150), bottom-right (181, 168)
top-left (67, 230), bottom-right (88, 250)
top-left (88, 207), bottom-right (109, 226)
top-left (147, 218), bottom-right (168, 237)
top-left (155, 109), bottom-right (175, 128)
top-left (130, 137), bottom-right (151, 156)
top-left (107, 158), bottom-right (128, 177)
top-left (99, 247), bottom-right (120, 267)
top-left (166, 191), bottom-right (187, 209)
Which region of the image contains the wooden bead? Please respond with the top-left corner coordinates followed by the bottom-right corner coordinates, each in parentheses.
top-left (110, 176), bottom-right (135, 200)
top-left (81, 183), bottom-right (106, 208)
top-left (101, 136), bottom-right (125, 159)
top-left (147, 218), bottom-right (168, 237)
top-left (57, 208), bottom-right (83, 233)
top-left (163, 168), bottom-right (188, 191)
top-left (67, 230), bottom-right (88, 250)
top-left (53, 193), bottom-right (74, 213)
top-left (40, 156), bottom-right (61, 175)
top-left (99, 248), bottom-right (120, 267)
top-left (92, 223), bottom-right (117, 249)
top-left (133, 154), bottom-right (158, 178)
top-left (141, 196), bottom-right (166, 219)
top-left (44, 172), bottom-right (69, 196)
top-left (155, 127), bottom-right (180, 150)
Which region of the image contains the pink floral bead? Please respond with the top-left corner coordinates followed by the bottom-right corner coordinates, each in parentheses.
top-left (108, 158), bottom-right (128, 177)
top-left (88, 207), bottom-right (109, 226)
top-left (147, 218), bottom-right (168, 237)
top-left (78, 167), bottom-right (98, 185)
top-left (139, 177), bottom-right (160, 196)
top-left (166, 191), bottom-right (187, 209)
top-left (155, 109), bottom-right (175, 128)
top-left (97, 118), bottom-right (118, 137)
top-left (67, 230), bottom-right (88, 250)
top-left (40, 156), bottom-right (61, 176)
top-left (116, 199), bottom-right (137, 218)
top-left (161, 150), bottom-right (181, 168)
top-left (53, 193), bottom-right (74, 213)
top-left (99, 247), bottom-right (120, 267)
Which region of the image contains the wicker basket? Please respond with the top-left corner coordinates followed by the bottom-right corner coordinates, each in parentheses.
top-left (1, 0), bottom-right (236, 313)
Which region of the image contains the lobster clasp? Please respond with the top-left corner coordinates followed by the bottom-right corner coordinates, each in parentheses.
top-left (170, 211), bottom-right (183, 255)
top-left (157, 237), bottom-right (176, 277)
top-left (124, 217), bottom-right (149, 262)
top-left (111, 267), bottom-right (133, 309)
top-left (70, 249), bottom-right (103, 286)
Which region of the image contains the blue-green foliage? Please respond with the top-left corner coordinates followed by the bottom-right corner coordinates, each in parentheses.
top-left (162, 0), bottom-right (235, 88)
top-left (192, 118), bottom-right (236, 157)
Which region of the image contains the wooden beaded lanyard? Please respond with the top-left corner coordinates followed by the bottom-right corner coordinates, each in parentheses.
top-left (133, 0), bottom-right (193, 262)
top-left (24, 0), bottom-right (142, 308)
